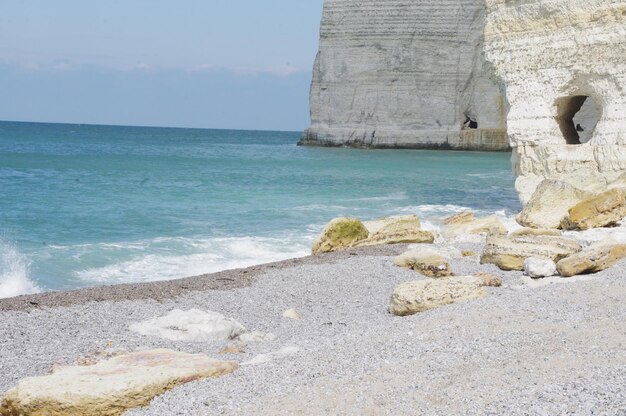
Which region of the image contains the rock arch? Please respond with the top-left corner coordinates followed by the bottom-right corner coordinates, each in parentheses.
top-left (484, 0), bottom-right (626, 204)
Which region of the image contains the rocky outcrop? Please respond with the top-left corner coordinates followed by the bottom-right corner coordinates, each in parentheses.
top-left (301, 0), bottom-right (508, 151)
top-left (362, 215), bottom-right (420, 235)
top-left (484, 0), bottom-right (626, 204)
top-left (556, 244), bottom-right (626, 277)
top-left (442, 212), bottom-right (475, 226)
top-left (389, 277), bottom-right (487, 316)
top-left (312, 216), bottom-right (435, 254)
top-left (312, 217), bottom-right (369, 254)
top-left (355, 219), bottom-right (435, 247)
top-left (480, 234), bottom-right (581, 271)
top-left (516, 180), bottom-right (594, 229)
top-left (443, 215), bottom-right (507, 241)
top-left (561, 188), bottom-right (626, 230)
top-left (0, 350), bottom-right (237, 416)
top-left (393, 249), bottom-right (453, 278)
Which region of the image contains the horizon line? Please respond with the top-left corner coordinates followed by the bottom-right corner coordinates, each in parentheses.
top-left (0, 118), bottom-right (304, 134)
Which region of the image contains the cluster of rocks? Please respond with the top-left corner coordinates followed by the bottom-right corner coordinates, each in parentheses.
top-left (312, 179), bottom-right (626, 317)
top-left (483, 179), bottom-right (626, 278)
top-left (311, 215), bottom-right (434, 254)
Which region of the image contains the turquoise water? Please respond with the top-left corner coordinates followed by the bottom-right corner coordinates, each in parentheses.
top-left (0, 121), bottom-right (519, 297)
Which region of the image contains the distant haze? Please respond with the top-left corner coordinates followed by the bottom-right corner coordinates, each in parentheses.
top-left (0, 0), bottom-right (324, 131)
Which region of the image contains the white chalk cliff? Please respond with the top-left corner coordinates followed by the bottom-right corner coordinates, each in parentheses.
top-left (484, 0), bottom-right (626, 203)
top-left (303, 0), bottom-right (626, 205)
top-left (300, 0), bottom-right (508, 150)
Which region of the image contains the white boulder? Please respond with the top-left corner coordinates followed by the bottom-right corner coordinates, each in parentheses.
top-left (129, 309), bottom-right (245, 342)
top-left (523, 258), bottom-right (558, 278)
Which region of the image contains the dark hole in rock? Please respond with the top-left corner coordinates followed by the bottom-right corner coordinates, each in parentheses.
top-left (556, 95), bottom-right (601, 145)
top-left (463, 116), bottom-right (478, 129)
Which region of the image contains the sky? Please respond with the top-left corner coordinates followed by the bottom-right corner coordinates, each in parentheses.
top-left (0, 0), bottom-right (325, 131)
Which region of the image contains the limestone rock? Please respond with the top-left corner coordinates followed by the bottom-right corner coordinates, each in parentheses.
top-left (282, 309), bottom-right (302, 320)
top-left (393, 249), bottom-right (453, 278)
top-left (363, 215), bottom-right (420, 235)
top-left (562, 189), bottom-right (626, 231)
top-left (510, 228), bottom-right (562, 238)
top-left (608, 172), bottom-right (626, 190)
top-left (473, 273), bottom-right (502, 287)
top-left (300, 0), bottom-right (508, 151)
top-left (480, 234), bottom-right (581, 271)
top-left (389, 277), bottom-right (487, 316)
top-left (312, 217), bottom-right (369, 254)
top-left (129, 309), bottom-right (245, 342)
top-left (355, 218), bottom-right (434, 247)
top-left (524, 258), bottom-right (558, 278)
top-left (0, 349), bottom-right (238, 416)
top-left (442, 212), bottom-right (475, 226)
top-left (484, 0), bottom-right (626, 204)
top-left (443, 215), bottom-right (507, 241)
top-left (516, 180), bottom-right (594, 229)
top-left (556, 244), bottom-right (626, 277)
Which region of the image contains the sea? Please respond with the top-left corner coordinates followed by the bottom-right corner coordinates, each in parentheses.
top-left (0, 121), bottom-right (520, 298)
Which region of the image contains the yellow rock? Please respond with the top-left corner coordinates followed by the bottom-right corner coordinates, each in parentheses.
top-left (389, 277), bottom-right (487, 316)
top-left (355, 229), bottom-right (435, 247)
top-left (443, 216), bottom-right (507, 240)
top-left (355, 217), bottom-right (434, 246)
top-left (562, 189), bottom-right (626, 230)
top-left (556, 244), bottom-right (626, 277)
top-left (516, 180), bottom-right (594, 229)
top-left (362, 215), bottom-right (421, 234)
top-left (0, 349), bottom-right (238, 416)
top-left (311, 217), bottom-right (369, 254)
top-left (480, 234), bottom-right (582, 271)
top-left (394, 249), bottom-right (453, 278)
top-left (509, 228), bottom-right (562, 237)
top-left (442, 211), bottom-right (474, 225)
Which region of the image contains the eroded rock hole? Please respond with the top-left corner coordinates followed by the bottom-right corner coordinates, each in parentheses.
top-left (556, 95), bottom-right (602, 144)
top-left (463, 116), bottom-right (478, 129)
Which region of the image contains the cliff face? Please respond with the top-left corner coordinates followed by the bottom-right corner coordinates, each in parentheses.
top-left (300, 0), bottom-right (508, 151)
top-left (484, 0), bottom-right (626, 203)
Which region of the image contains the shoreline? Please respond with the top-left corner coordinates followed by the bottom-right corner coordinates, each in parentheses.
top-left (1, 238), bottom-right (624, 414)
top-left (0, 244), bottom-right (408, 312)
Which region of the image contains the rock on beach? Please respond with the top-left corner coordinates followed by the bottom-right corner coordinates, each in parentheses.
top-left (389, 277), bottom-right (487, 316)
top-left (556, 244), bottom-right (626, 277)
top-left (393, 249), bottom-right (453, 278)
top-left (0, 349), bottom-right (238, 416)
top-left (480, 234), bottom-right (581, 271)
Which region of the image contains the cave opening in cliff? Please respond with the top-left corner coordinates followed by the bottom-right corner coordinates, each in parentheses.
top-left (556, 95), bottom-right (602, 145)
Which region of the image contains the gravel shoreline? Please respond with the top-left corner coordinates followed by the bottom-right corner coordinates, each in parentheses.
top-left (1, 243), bottom-right (624, 415)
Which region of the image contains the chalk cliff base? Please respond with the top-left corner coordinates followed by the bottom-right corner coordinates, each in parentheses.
top-left (301, 0), bottom-right (509, 151)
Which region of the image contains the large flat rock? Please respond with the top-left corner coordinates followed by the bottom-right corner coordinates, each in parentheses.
top-left (0, 349), bottom-right (238, 416)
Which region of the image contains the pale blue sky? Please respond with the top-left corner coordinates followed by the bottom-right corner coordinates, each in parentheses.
top-left (0, 1), bottom-right (325, 130)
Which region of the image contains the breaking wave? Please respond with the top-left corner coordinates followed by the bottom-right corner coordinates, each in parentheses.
top-left (0, 240), bottom-right (40, 299)
top-left (73, 235), bottom-right (312, 285)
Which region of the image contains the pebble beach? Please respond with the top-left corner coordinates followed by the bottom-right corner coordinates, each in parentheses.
top-left (1, 242), bottom-right (624, 415)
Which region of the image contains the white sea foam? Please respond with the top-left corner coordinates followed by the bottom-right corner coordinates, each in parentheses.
top-left (395, 204), bottom-right (474, 215)
top-left (74, 235), bottom-right (311, 285)
top-left (0, 240), bottom-right (40, 299)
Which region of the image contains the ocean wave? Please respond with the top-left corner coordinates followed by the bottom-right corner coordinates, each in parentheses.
top-left (394, 204), bottom-right (474, 215)
top-left (73, 235), bottom-right (311, 285)
top-left (344, 192), bottom-right (409, 202)
top-left (0, 240), bottom-right (40, 299)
